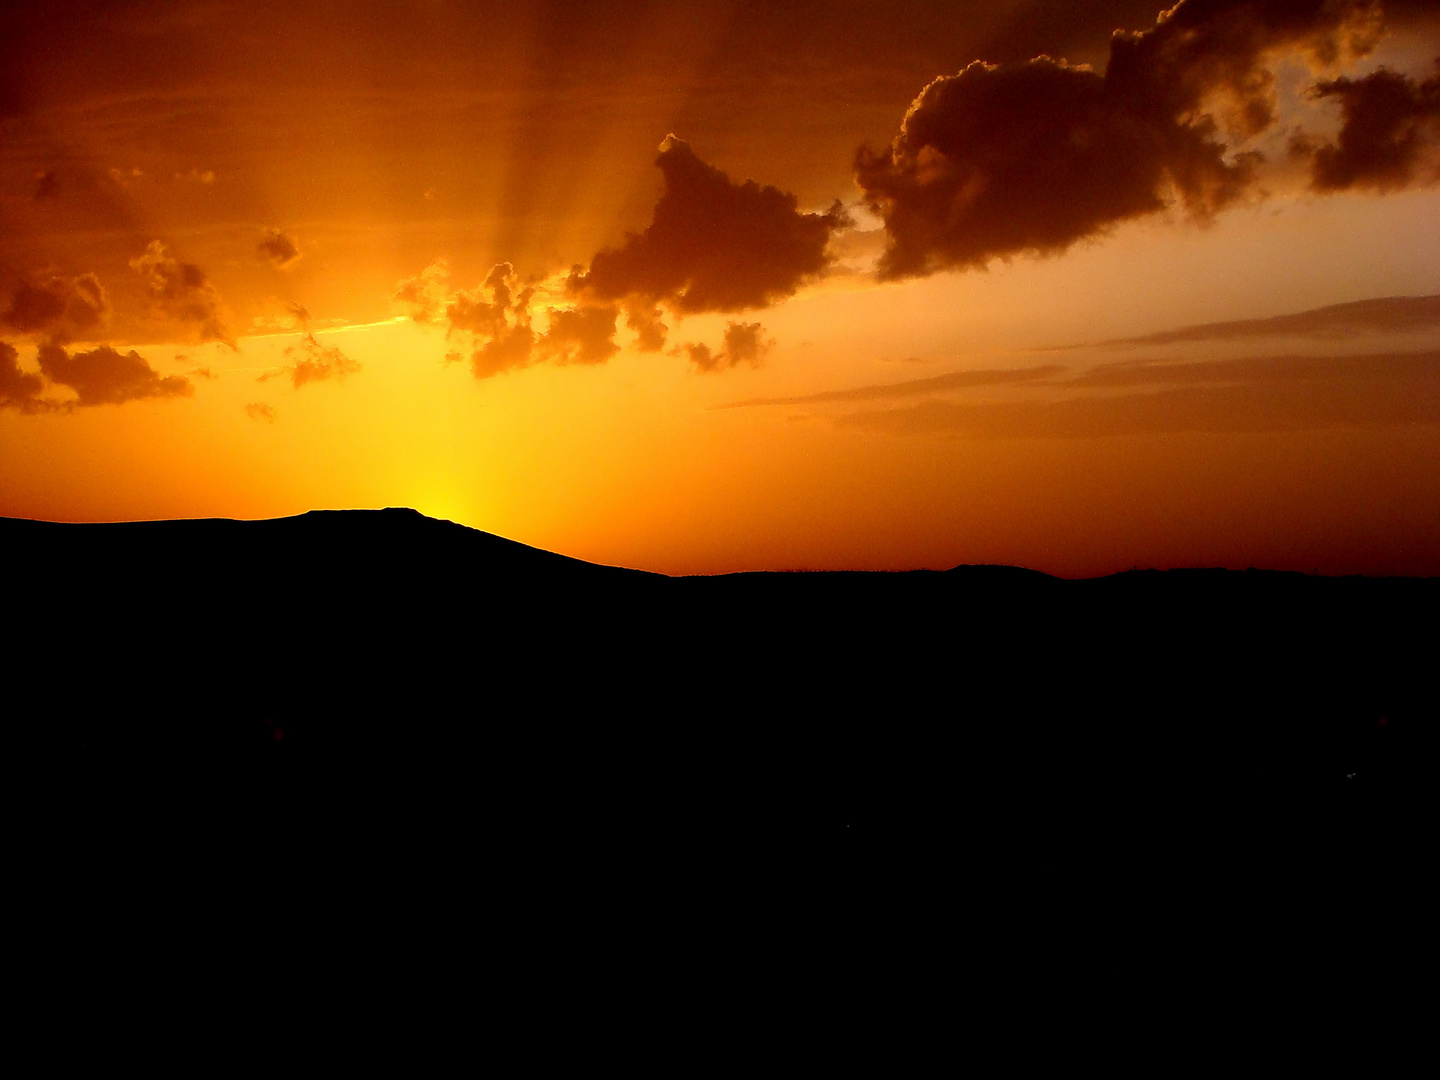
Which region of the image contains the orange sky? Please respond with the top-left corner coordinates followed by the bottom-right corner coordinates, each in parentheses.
top-left (3, 0), bottom-right (1439, 576)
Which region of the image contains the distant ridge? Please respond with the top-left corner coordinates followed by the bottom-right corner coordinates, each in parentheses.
top-left (4, 505), bottom-right (1433, 890)
top-left (0, 504), bottom-right (660, 579)
top-left (5, 506), bottom-right (1433, 580)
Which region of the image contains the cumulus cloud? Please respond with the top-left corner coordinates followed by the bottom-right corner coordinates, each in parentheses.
top-left (855, 0), bottom-right (1431, 278)
top-left (258, 229), bottom-right (302, 267)
top-left (1, 341), bottom-right (46, 412)
top-left (1, 274), bottom-right (108, 343)
top-left (571, 135), bottom-right (845, 313)
top-left (246, 402), bottom-right (276, 422)
top-left (129, 241), bottom-right (233, 346)
top-left (259, 331), bottom-right (360, 388)
top-left (37, 343), bottom-right (193, 406)
top-left (1297, 63), bottom-right (1440, 190)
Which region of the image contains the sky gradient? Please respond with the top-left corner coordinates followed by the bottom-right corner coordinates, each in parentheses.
top-left (3, 0), bottom-right (1439, 576)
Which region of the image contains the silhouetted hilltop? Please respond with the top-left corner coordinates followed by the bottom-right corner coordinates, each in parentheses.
top-left (6, 508), bottom-right (1433, 885)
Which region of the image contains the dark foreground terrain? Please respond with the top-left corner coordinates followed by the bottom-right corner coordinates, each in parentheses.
top-left (7, 508), bottom-right (1434, 917)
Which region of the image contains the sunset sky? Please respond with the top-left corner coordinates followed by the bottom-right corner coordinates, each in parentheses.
top-left (3, 0), bottom-right (1439, 576)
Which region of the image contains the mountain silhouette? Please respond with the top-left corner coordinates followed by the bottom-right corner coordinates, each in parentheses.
top-left (7, 508), bottom-right (1432, 900)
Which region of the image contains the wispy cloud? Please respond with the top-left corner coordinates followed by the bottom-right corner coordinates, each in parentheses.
top-left (835, 350), bottom-right (1440, 438)
top-left (1052, 295), bottom-right (1440, 350)
top-left (715, 364), bottom-right (1065, 409)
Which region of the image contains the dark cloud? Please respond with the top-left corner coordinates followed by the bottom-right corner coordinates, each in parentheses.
top-left (129, 241), bottom-right (233, 346)
top-left (855, 0), bottom-right (1413, 278)
top-left (415, 261), bottom-right (625, 377)
top-left (536, 305), bottom-right (620, 366)
top-left (246, 402), bottom-right (276, 422)
top-left (1, 341), bottom-right (46, 412)
top-left (856, 57), bottom-right (1197, 276)
top-left (434, 263), bottom-right (541, 379)
top-left (447, 263), bottom-right (521, 339)
top-left (471, 326), bottom-right (536, 378)
top-left (1067, 293), bottom-right (1440, 347)
top-left (394, 260), bottom-right (542, 378)
top-left (677, 321), bottom-right (773, 374)
top-left (37, 343), bottom-right (193, 406)
top-left (835, 350), bottom-right (1440, 438)
top-left (259, 332), bottom-right (360, 388)
top-left (1, 274), bottom-right (108, 343)
top-left (258, 229), bottom-right (302, 267)
top-left (722, 322), bottom-right (770, 367)
top-left (682, 342), bottom-right (723, 372)
top-left (571, 135), bottom-right (845, 313)
top-left (716, 364), bottom-right (1066, 408)
top-left (1296, 63), bottom-right (1440, 191)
